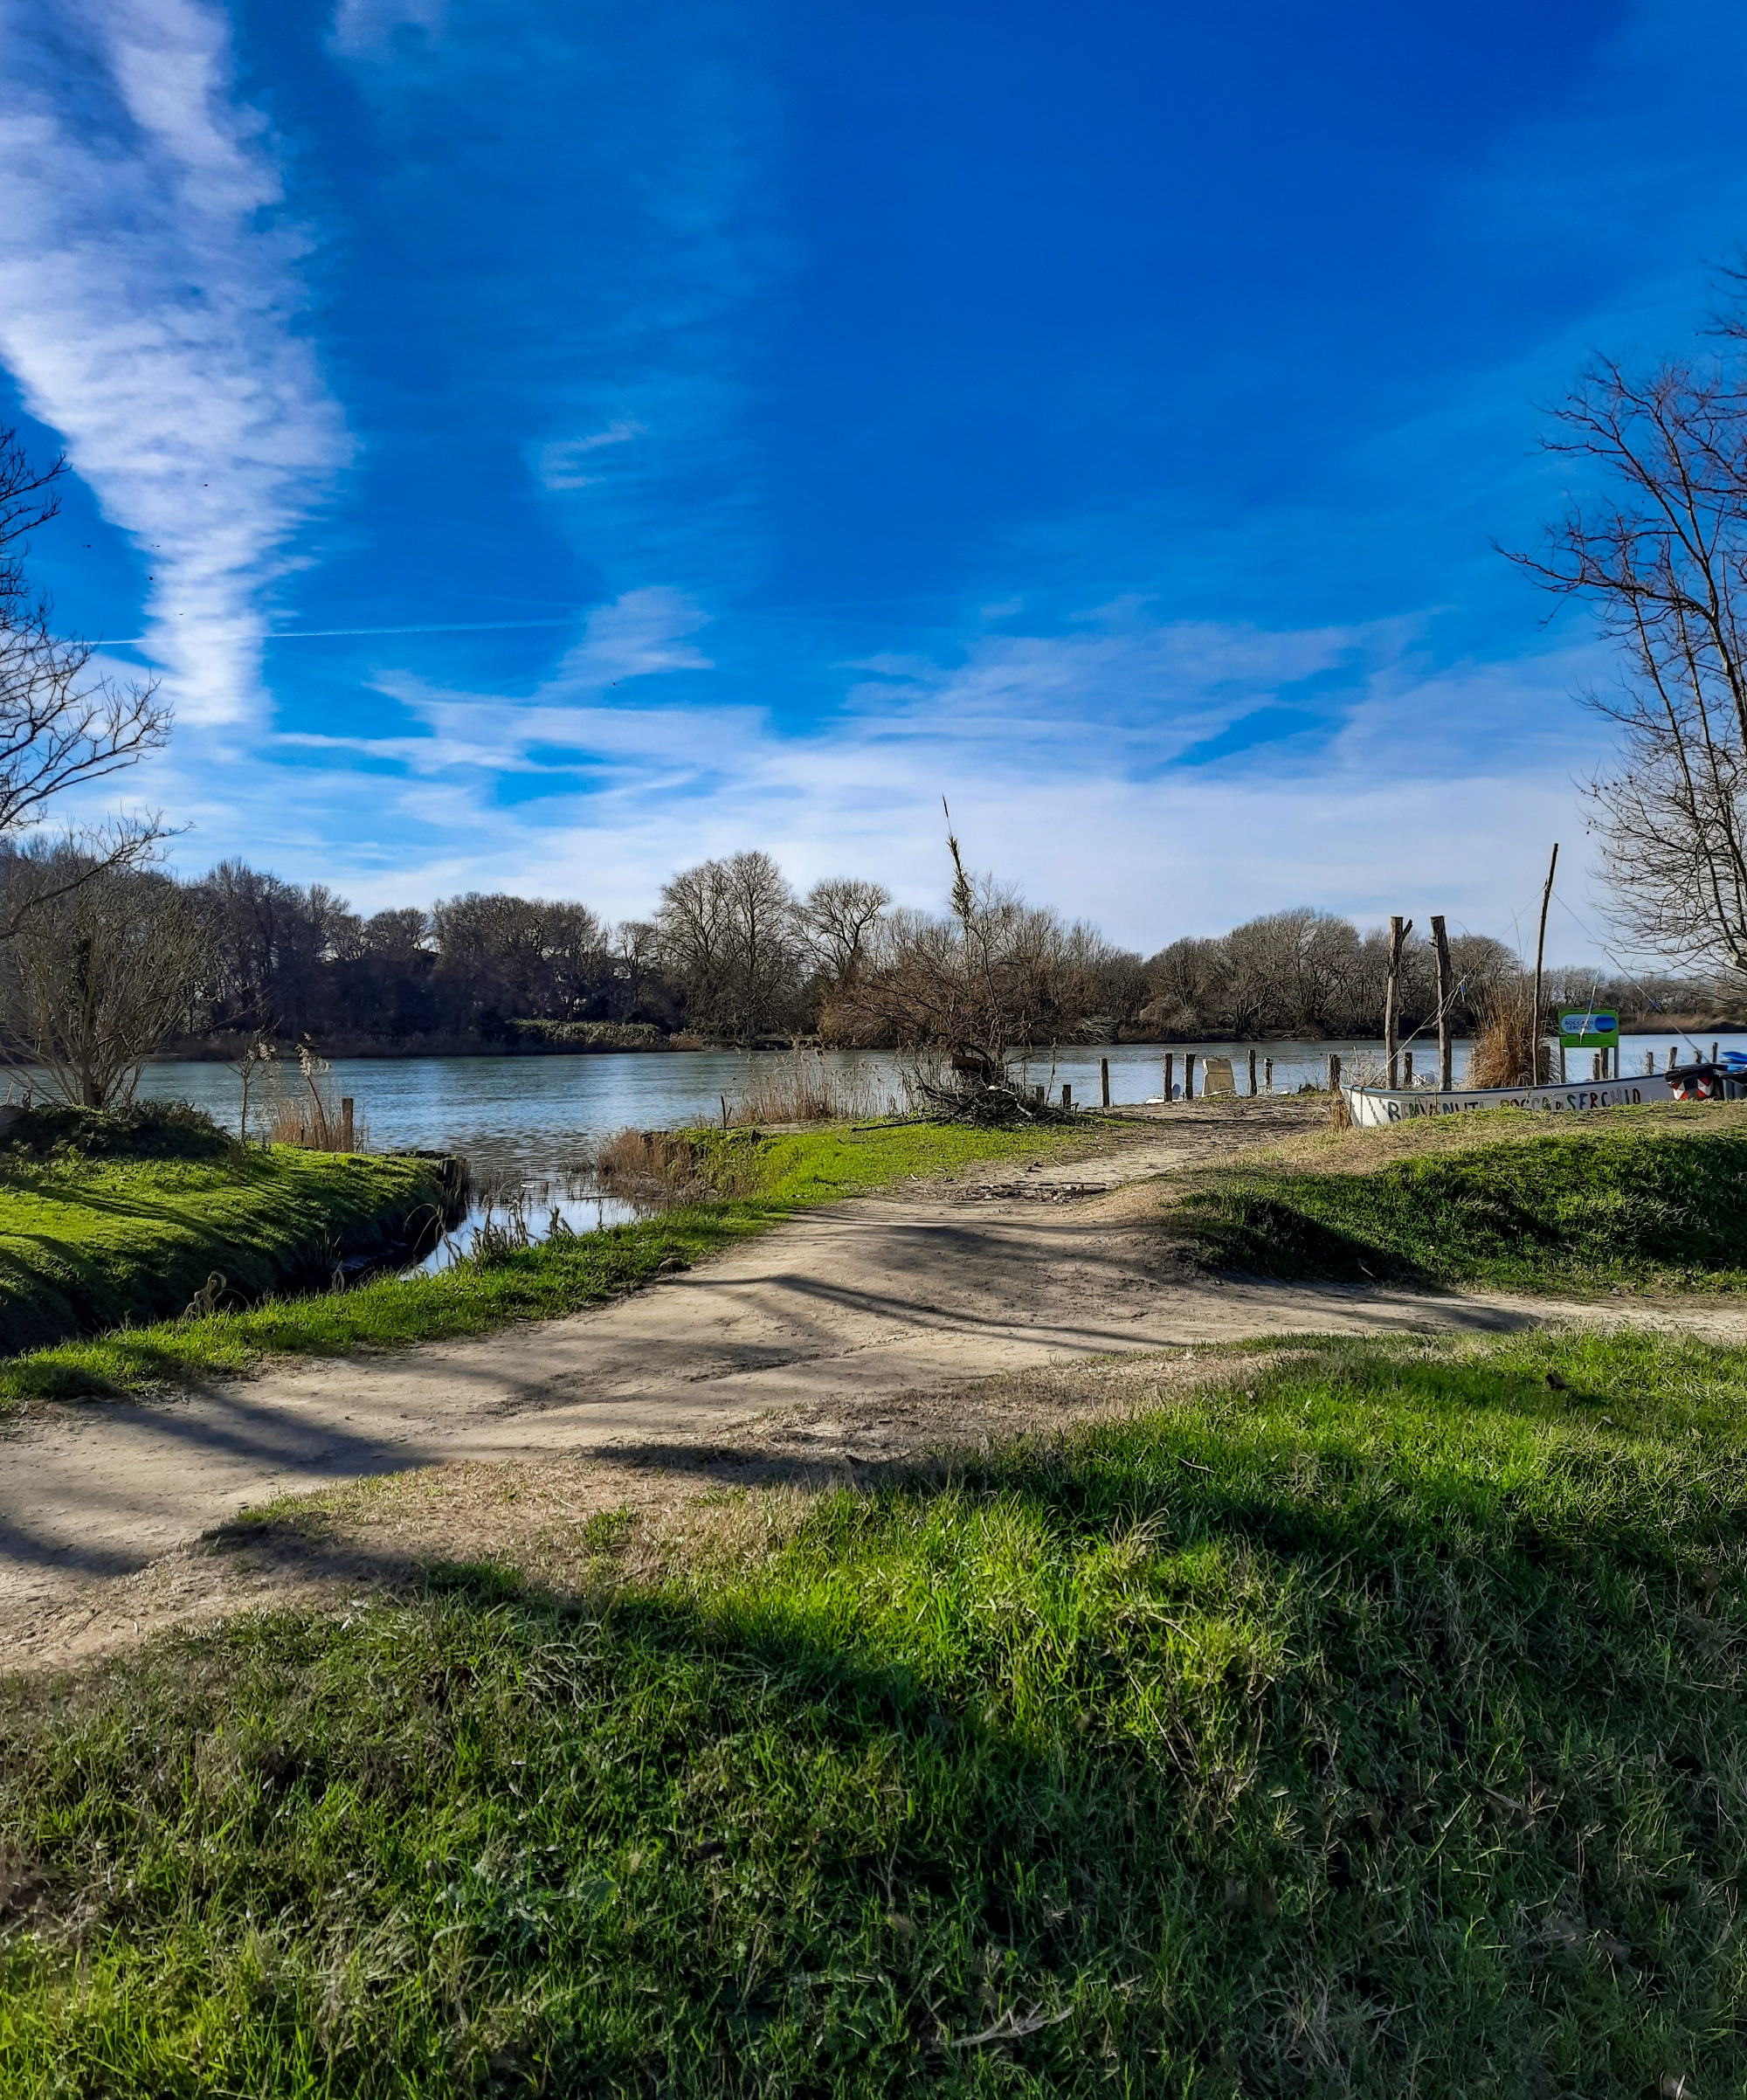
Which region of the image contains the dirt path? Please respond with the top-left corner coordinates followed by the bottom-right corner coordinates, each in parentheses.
top-left (7, 1102), bottom-right (1746, 1665)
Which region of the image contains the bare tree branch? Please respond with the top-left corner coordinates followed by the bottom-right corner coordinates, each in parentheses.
top-left (1506, 321), bottom-right (1747, 984)
top-left (0, 429), bottom-right (172, 883)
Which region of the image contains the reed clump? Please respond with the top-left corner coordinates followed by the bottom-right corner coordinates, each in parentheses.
top-left (724, 1050), bottom-right (896, 1128)
top-left (266, 1045), bottom-right (369, 1152)
top-left (592, 1129), bottom-right (712, 1206)
top-left (1467, 984), bottom-right (1552, 1088)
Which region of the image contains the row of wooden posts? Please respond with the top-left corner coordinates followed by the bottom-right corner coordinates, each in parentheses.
top-left (1056, 1035), bottom-right (1716, 1116)
top-left (1060, 1051), bottom-right (1298, 1109)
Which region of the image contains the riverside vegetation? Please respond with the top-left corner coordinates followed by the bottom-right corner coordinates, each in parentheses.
top-left (1161, 1099), bottom-right (1747, 1295)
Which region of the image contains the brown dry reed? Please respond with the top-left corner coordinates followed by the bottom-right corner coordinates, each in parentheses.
top-left (265, 1045), bottom-right (370, 1152)
top-left (592, 1129), bottom-right (713, 1206)
top-left (1467, 983), bottom-right (1553, 1089)
top-left (723, 1048), bottom-right (896, 1128)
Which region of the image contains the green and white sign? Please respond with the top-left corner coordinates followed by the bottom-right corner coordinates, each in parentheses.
top-left (1560, 1009), bottom-right (1619, 1049)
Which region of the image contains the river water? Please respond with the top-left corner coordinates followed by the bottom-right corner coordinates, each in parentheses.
top-left (116, 1030), bottom-right (1747, 1180)
top-left (102, 1029), bottom-right (1744, 1271)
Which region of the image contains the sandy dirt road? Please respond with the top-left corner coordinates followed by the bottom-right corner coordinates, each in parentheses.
top-left (6, 1105), bottom-right (1744, 1663)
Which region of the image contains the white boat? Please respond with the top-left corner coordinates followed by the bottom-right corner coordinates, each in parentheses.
top-left (1341, 1074), bottom-right (1685, 1128)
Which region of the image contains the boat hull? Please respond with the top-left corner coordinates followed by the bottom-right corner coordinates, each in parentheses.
top-left (1341, 1076), bottom-right (1682, 1127)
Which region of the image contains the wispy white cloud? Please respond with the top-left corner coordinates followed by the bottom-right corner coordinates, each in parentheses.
top-left (198, 594), bottom-right (1598, 951)
top-left (0, 0), bottom-right (349, 727)
top-left (327, 0), bottom-right (445, 62)
top-left (535, 419), bottom-right (647, 493)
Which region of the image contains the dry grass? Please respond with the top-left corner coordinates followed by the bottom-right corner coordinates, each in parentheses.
top-left (590, 1128), bottom-right (713, 1205)
top-left (264, 1047), bottom-right (370, 1153)
top-left (1467, 984), bottom-right (1553, 1087)
top-left (724, 1048), bottom-right (899, 1127)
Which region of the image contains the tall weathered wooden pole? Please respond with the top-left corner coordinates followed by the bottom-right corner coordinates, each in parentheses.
top-left (1531, 843), bottom-right (1558, 1087)
top-left (1384, 915), bottom-right (1412, 1089)
top-left (1430, 915), bottom-right (1454, 1091)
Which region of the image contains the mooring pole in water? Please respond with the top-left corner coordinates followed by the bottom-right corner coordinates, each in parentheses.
top-left (721, 1094), bottom-right (728, 1129)
top-left (1163, 1053), bottom-right (1174, 1103)
top-left (1101, 1057), bottom-right (1110, 1108)
top-left (1184, 1053), bottom-right (1197, 1102)
top-left (1265, 1057), bottom-right (1274, 1092)
top-left (1247, 1047), bottom-right (1257, 1095)
top-left (341, 1097), bottom-right (354, 1151)
top-left (1061, 1082), bottom-right (1073, 1109)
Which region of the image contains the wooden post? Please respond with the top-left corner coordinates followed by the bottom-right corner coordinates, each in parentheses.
top-left (721, 1094), bottom-right (729, 1129)
top-left (1100, 1056), bottom-right (1110, 1109)
top-left (1403, 1051), bottom-right (1414, 1088)
top-left (1061, 1082), bottom-right (1073, 1109)
top-left (1592, 1053), bottom-right (1602, 1082)
top-left (1264, 1057), bottom-right (1273, 1092)
top-left (1646, 1049), bottom-right (1655, 1074)
top-left (1712, 1040), bottom-right (1720, 1065)
top-left (1431, 914), bottom-right (1454, 1091)
top-left (1531, 843), bottom-right (1558, 1085)
top-left (1163, 1053), bottom-right (1174, 1103)
top-left (1327, 1053), bottom-right (1341, 1093)
top-left (1246, 1047), bottom-right (1257, 1095)
top-left (1384, 915), bottom-right (1412, 1088)
top-left (1184, 1053), bottom-right (1197, 1102)
top-left (340, 1096), bottom-right (355, 1151)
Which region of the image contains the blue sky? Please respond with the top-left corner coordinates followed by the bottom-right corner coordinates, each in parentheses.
top-left (2, 0), bottom-right (1745, 957)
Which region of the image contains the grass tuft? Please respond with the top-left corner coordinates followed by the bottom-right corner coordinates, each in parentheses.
top-left (1166, 1107), bottom-right (1747, 1293)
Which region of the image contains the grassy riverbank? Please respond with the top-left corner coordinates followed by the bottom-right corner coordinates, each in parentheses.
top-left (3, 1325), bottom-right (1744, 2092)
top-left (0, 1117), bottom-right (1083, 1407)
top-left (0, 1105), bottom-right (451, 1357)
top-left (1168, 1101), bottom-right (1747, 1293)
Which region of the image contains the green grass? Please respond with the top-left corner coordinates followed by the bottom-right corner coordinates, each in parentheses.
top-left (1170, 1106), bottom-right (1747, 1293)
top-left (0, 1103), bottom-right (450, 1357)
top-left (0, 1118), bottom-right (1087, 1408)
top-left (5, 1327), bottom-right (1747, 2093)
top-left (686, 1116), bottom-right (1086, 1203)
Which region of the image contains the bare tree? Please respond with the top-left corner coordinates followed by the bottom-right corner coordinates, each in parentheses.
top-left (0, 845), bottom-right (211, 1109)
top-left (833, 814), bottom-right (1110, 1114)
top-left (794, 876), bottom-right (891, 989)
top-left (795, 875), bottom-right (890, 1040)
top-left (658, 851), bottom-right (802, 1042)
top-left (0, 431), bottom-right (170, 897)
top-left (1512, 314), bottom-right (1747, 982)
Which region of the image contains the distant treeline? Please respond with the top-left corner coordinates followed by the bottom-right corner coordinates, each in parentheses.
top-left (96, 856), bottom-right (1728, 1055)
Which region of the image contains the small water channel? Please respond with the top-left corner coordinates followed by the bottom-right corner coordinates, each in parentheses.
top-left (407, 1172), bottom-right (645, 1275)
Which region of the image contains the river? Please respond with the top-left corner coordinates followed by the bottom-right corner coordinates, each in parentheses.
top-left (111, 1030), bottom-right (1747, 1181)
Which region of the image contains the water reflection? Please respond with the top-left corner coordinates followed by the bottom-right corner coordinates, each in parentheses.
top-left (410, 1172), bottom-right (644, 1274)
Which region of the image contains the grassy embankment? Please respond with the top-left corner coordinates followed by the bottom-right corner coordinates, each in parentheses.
top-left (1164, 1100), bottom-right (1747, 1295)
top-left (4, 1324), bottom-right (1747, 2090)
top-left (0, 1104), bottom-right (451, 1360)
top-left (0, 1118), bottom-right (1085, 1407)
